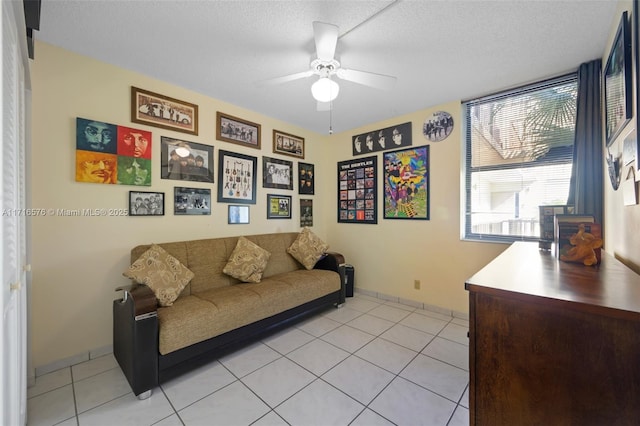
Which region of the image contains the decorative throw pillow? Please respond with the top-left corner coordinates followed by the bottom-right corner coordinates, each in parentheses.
top-left (287, 227), bottom-right (329, 270)
top-left (123, 244), bottom-right (194, 307)
top-left (223, 237), bottom-right (271, 283)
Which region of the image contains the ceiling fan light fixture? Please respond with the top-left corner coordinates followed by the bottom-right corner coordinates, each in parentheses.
top-left (311, 77), bottom-right (339, 102)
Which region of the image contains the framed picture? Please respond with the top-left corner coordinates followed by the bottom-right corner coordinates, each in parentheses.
top-left (129, 191), bottom-right (164, 216)
top-left (131, 86), bottom-right (198, 135)
top-left (174, 187), bottom-right (211, 215)
top-left (267, 194), bottom-right (292, 219)
top-left (383, 145), bottom-right (430, 220)
top-left (263, 156), bottom-right (293, 190)
top-left (75, 117), bottom-right (152, 186)
top-left (216, 112), bottom-right (261, 149)
top-left (298, 162), bottom-right (314, 195)
top-left (352, 122), bottom-right (412, 156)
top-left (228, 205), bottom-right (250, 224)
top-left (603, 11), bottom-right (632, 147)
top-left (217, 150), bottom-right (257, 204)
top-left (161, 137), bottom-right (213, 183)
top-left (273, 129), bottom-right (304, 159)
top-left (337, 156), bottom-right (377, 224)
top-left (300, 199), bottom-right (313, 227)
top-left (635, 0), bottom-right (640, 177)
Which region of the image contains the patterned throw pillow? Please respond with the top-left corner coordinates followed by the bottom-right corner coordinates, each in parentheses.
top-left (287, 227), bottom-right (329, 270)
top-left (123, 244), bottom-right (194, 307)
top-left (223, 237), bottom-right (271, 283)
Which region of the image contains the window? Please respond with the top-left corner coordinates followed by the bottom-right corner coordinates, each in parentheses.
top-left (463, 74), bottom-right (578, 242)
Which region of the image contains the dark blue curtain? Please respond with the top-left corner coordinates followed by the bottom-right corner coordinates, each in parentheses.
top-left (567, 59), bottom-right (604, 226)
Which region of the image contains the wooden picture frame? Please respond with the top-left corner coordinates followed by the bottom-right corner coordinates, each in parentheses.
top-left (228, 205), bottom-right (250, 224)
top-left (216, 111), bottom-right (261, 149)
top-left (383, 146), bottom-right (430, 220)
top-left (337, 156), bottom-right (377, 224)
top-left (129, 191), bottom-right (164, 216)
top-left (603, 11), bottom-right (632, 147)
top-left (174, 187), bottom-right (211, 215)
top-left (273, 129), bottom-right (304, 159)
top-left (217, 150), bottom-right (257, 204)
top-left (300, 199), bottom-right (313, 227)
top-left (160, 137), bottom-right (213, 183)
top-left (262, 156), bottom-right (293, 190)
top-left (267, 194), bottom-right (292, 219)
top-left (131, 87), bottom-right (198, 135)
top-left (298, 162), bottom-right (315, 195)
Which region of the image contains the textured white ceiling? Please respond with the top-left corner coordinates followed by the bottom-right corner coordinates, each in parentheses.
top-left (36, 0), bottom-right (620, 135)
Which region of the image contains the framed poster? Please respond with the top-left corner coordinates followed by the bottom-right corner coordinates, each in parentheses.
top-left (298, 162), bottom-right (314, 195)
top-left (603, 11), bottom-right (632, 147)
top-left (228, 205), bottom-right (250, 224)
top-left (262, 156), bottom-right (293, 190)
top-left (267, 194), bottom-right (291, 219)
top-left (300, 199), bottom-right (313, 227)
top-left (337, 156), bottom-right (377, 224)
top-left (216, 111), bottom-right (261, 149)
top-left (273, 129), bottom-right (304, 159)
top-left (352, 122), bottom-right (412, 156)
top-left (129, 191), bottom-right (164, 216)
top-left (131, 86), bottom-right (198, 135)
top-left (217, 150), bottom-right (257, 204)
top-left (383, 146), bottom-right (430, 220)
top-left (161, 137), bottom-right (213, 183)
top-left (174, 187), bottom-right (211, 215)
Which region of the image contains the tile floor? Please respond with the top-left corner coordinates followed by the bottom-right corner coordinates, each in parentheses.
top-left (27, 293), bottom-right (469, 426)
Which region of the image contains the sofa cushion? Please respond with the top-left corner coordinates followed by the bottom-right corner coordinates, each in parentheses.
top-left (287, 227), bottom-right (329, 270)
top-left (123, 244), bottom-right (194, 307)
top-left (223, 236), bottom-right (271, 282)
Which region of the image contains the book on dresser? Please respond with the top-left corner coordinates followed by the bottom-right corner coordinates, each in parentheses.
top-left (554, 214), bottom-right (599, 260)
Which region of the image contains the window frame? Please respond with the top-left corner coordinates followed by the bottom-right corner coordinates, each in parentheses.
top-left (462, 73), bottom-right (578, 243)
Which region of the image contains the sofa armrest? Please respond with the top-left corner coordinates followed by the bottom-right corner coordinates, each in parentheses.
top-left (113, 284), bottom-right (159, 397)
top-left (314, 252), bottom-right (346, 305)
top-left (314, 251), bottom-right (345, 274)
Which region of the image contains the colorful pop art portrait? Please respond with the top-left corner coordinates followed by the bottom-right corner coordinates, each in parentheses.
top-left (383, 145), bottom-right (430, 220)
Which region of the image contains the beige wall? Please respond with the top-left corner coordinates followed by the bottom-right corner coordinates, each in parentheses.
top-left (603, 1), bottom-right (640, 273)
top-left (30, 40), bottom-right (529, 371)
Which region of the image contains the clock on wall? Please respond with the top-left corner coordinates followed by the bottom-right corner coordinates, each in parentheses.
top-left (423, 111), bottom-right (453, 142)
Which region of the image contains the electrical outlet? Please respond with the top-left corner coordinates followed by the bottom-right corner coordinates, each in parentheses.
top-left (414, 279), bottom-right (421, 290)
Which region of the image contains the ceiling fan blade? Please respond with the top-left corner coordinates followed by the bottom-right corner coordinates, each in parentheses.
top-left (313, 21), bottom-right (339, 61)
top-left (336, 68), bottom-right (397, 91)
top-left (256, 70), bottom-right (314, 87)
top-left (317, 101), bottom-right (331, 112)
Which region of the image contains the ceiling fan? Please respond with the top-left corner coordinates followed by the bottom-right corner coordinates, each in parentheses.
top-left (260, 21), bottom-right (397, 109)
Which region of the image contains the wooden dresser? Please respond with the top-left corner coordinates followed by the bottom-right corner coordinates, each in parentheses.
top-left (465, 242), bottom-right (640, 426)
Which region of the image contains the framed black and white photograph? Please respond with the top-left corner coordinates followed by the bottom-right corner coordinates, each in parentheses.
top-left (337, 156), bottom-right (377, 224)
top-left (298, 162), bottom-right (314, 195)
top-left (161, 137), bottom-right (214, 183)
top-left (217, 150), bottom-right (257, 204)
top-left (174, 187), bottom-right (211, 215)
top-left (228, 205), bottom-right (250, 224)
top-left (273, 129), bottom-right (304, 159)
top-left (300, 199), bottom-right (313, 227)
top-left (267, 194), bottom-right (291, 219)
top-left (352, 122), bottom-right (412, 156)
top-left (604, 11), bottom-right (632, 147)
top-left (216, 111), bottom-right (261, 149)
top-left (263, 156), bottom-right (293, 190)
top-left (129, 191), bottom-right (164, 216)
top-left (131, 86), bottom-right (198, 135)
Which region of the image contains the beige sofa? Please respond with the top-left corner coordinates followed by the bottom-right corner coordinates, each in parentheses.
top-left (113, 232), bottom-right (345, 399)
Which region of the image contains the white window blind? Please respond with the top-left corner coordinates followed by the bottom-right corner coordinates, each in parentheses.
top-left (463, 74), bottom-right (578, 242)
